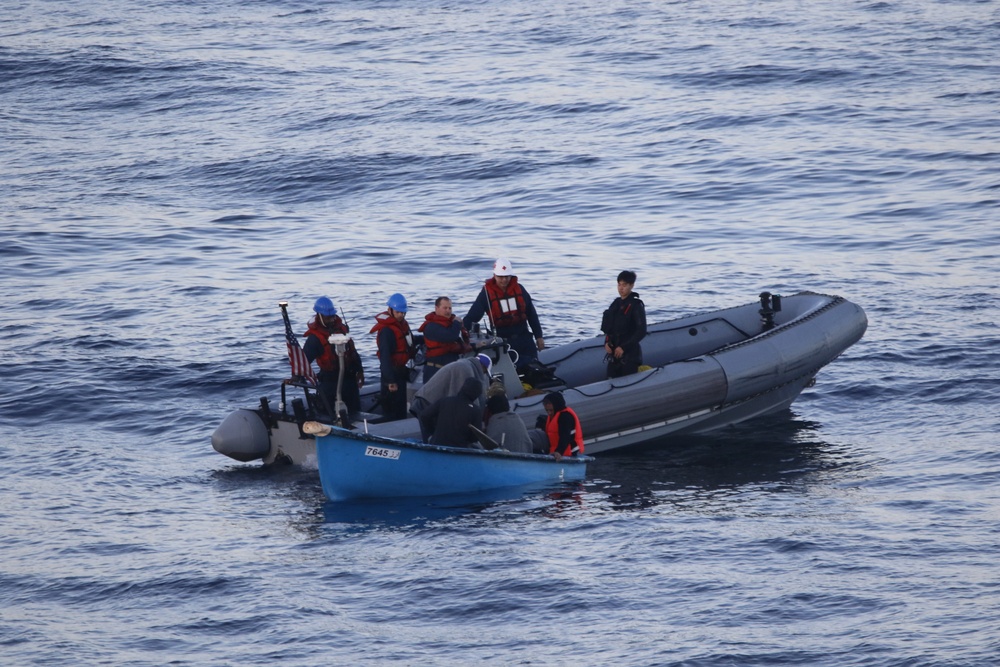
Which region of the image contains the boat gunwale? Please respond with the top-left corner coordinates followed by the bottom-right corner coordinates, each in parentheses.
top-left (318, 426), bottom-right (593, 464)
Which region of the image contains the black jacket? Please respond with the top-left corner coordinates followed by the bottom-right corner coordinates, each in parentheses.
top-left (601, 292), bottom-right (647, 356)
top-left (419, 377), bottom-right (484, 447)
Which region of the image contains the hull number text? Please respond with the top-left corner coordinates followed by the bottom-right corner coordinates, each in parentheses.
top-left (365, 445), bottom-right (401, 460)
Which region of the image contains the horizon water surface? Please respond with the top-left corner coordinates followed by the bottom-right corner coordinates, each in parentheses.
top-left (2, 1), bottom-right (999, 665)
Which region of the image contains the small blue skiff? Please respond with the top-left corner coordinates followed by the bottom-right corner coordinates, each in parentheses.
top-left (305, 422), bottom-right (592, 501)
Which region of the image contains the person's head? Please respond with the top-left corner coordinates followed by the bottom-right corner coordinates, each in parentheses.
top-left (492, 257), bottom-right (514, 289)
top-left (386, 293), bottom-right (408, 320)
top-left (459, 376), bottom-right (482, 401)
top-left (313, 296), bottom-right (337, 326)
top-left (487, 393), bottom-right (510, 415)
top-left (476, 353), bottom-right (493, 375)
top-left (542, 391), bottom-right (566, 416)
top-left (617, 270), bottom-right (636, 299)
top-left (434, 296), bottom-right (453, 317)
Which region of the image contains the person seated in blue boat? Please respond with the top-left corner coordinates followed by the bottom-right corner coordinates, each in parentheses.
top-left (540, 391), bottom-right (584, 460)
top-left (462, 257), bottom-right (545, 371)
top-left (303, 296), bottom-right (364, 417)
top-left (484, 393), bottom-right (533, 454)
top-left (418, 296), bottom-right (472, 383)
top-left (601, 270), bottom-right (647, 378)
top-left (418, 377), bottom-right (485, 448)
top-left (409, 353), bottom-right (492, 425)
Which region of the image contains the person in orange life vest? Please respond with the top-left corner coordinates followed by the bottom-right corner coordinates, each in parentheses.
top-left (418, 296), bottom-right (471, 383)
top-left (541, 391), bottom-right (584, 459)
top-left (369, 293), bottom-right (422, 421)
top-left (303, 296), bottom-right (364, 416)
top-left (600, 270), bottom-right (647, 378)
top-left (462, 257), bottom-right (544, 371)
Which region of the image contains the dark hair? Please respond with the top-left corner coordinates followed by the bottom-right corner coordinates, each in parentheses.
top-left (617, 270), bottom-right (636, 285)
top-left (542, 391), bottom-right (566, 412)
top-left (487, 394), bottom-right (509, 414)
top-left (434, 296), bottom-right (452, 307)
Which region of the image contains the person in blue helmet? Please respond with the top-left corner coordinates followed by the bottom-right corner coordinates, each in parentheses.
top-left (303, 296), bottom-right (364, 417)
top-left (369, 293), bottom-right (421, 421)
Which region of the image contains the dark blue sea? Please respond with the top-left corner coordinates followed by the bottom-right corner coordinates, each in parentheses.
top-left (2, 1), bottom-right (999, 665)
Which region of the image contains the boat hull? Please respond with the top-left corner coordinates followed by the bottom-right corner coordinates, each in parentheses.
top-left (212, 291), bottom-right (868, 464)
top-left (315, 428), bottom-right (589, 501)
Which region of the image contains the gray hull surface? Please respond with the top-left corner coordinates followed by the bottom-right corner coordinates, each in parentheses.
top-left (212, 291), bottom-right (867, 464)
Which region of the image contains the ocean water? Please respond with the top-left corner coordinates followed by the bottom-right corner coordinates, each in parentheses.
top-left (2, 0), bottom-right (999, 665)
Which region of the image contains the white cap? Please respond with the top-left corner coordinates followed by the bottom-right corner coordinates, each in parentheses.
top-left (493, 257), bottom-right (514, 276)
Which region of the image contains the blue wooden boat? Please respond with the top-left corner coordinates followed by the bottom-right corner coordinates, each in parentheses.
top-left (304, 422), bottom-right (592, 501)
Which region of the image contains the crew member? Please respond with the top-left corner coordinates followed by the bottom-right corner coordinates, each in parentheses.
top-left (601, 270), bottom-right (647, 378)
top-left (370, 293), bottom-right (420, 421)
top-left (418, 296), bottom-right (471, 383)
top-left (462, 257), bottom-right (544, 371)
top-left (303, 296), bottom-right (364, 416)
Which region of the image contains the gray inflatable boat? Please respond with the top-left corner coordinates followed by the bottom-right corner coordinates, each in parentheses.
top-left (212, 291), bottom-right (867, 464)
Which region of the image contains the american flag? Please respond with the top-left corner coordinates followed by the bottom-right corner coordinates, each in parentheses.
top-left (283, 306), bottom-right (317, 385)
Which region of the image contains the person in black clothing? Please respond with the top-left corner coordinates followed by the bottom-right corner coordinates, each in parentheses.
top-left (418, 376), bottom-right (484, 448)
top-left (600, 270), bottom-right (647, 378)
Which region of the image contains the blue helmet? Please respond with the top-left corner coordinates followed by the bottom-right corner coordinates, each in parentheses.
top-left (386, 292), bottom-right (408, 313)
top-left (313, 296), bottom-right (337, 316)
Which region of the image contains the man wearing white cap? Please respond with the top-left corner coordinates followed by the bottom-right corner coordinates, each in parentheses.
top-left (462, 257), bottom-right (545, 370)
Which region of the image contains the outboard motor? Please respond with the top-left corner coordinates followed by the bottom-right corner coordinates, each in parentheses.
top-left (212, 409), bottom-right (271, 462)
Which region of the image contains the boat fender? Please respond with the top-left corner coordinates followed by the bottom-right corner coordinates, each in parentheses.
top-left (211, 409), bottom-right (271, 462)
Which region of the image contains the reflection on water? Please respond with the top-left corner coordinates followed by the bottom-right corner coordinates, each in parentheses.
top-left (211, 411), bottom-right (859, 534)
top-left (584, 412), bottom-right (858, 511)
top-left (319, 481), bottom-right (588, 531)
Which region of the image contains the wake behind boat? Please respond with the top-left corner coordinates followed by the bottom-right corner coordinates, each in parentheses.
top-left (212, 290), bottom-right (867, 465)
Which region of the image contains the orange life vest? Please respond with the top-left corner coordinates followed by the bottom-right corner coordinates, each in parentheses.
top-left (369, 311), bottom-right (415, 367)
top-left (545, 407), bottom-right (584, 456)
top-left (483, 276), bottom-right (528, 329)
top-left (418, 312), bottom-right (470, 359)
top-left (304, 317), bottom-right (354, 373)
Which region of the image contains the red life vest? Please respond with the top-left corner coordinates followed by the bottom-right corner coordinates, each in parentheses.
top-left (545, 407), bottom-right (584, 456)
top-left (304, 317), bottom-right (354, 373)
top-left (418, 312), bottom-right (470, 359)
top-left (484, 276), bottom-right (528, 329)
top-left (369, 311), bottom-right (415, 367)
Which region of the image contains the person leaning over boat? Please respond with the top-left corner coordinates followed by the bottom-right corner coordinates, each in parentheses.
top-left (540, 391), bottom-right (584, 459)
top-left (410, 354), bottom-right (492, 438)
top-left (418, 376), bottom-right (484, 448)
top-left (485, 393), bottom-right (533, 454)
top-left (601, 270), bottom-right (647, 378)
top-left (462, 257), bottom-right (545, 371)
top-left (369, 293), bottom-right (421, 422)
top-left (303, 296), bottom-right (364, 416)
top-left (418, 296), bottom-right (472, 383)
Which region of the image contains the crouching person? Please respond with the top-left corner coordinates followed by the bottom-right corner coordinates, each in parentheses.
top-left (540, 391), bottom-right (584, 459)
top-left (485, 394), bottom-right (533, 454)
top-left (418, 377), bottom-right (484, 448)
